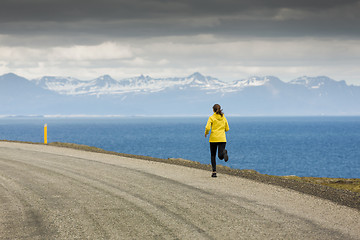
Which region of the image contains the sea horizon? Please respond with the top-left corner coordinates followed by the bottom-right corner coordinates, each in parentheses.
top-left (1, 116), bottom-right (359, 178)
top-left (2, 114), bottom-right (360, 119)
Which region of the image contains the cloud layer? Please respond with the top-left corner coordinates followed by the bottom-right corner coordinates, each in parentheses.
top-left (1, 0), bottom-right (360, 83)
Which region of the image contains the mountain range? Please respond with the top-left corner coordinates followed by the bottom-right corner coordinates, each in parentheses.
top-left (32, 72), bottom-right (262, 96)
top-left (1, 72), bottom-right (359, 116)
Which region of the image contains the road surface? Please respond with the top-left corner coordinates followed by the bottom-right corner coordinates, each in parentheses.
top-left (0, 142), bottom-right (359, 239)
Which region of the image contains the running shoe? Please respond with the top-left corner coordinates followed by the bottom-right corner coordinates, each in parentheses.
top-left (224, 150), bottom-right (229, 162)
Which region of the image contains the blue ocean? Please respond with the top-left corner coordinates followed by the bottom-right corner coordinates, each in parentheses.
top-left (0, 116), bottom-right (359, 178)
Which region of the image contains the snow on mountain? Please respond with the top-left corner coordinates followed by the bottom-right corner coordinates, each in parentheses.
top-left (32, 76), bottom-right (89, 95)
top-left (233, 76), bottom-right (271, 88)
top-left (289, 76), bottom-right (347, 89)
top-left (117, 75), bottom-right (177, 93)
top-left (33, 75), bottom-right (123, 95)
top-left (27, 73), bottom-right (355, 97)
top-left (118, 72), bottom-right (229, 93)
top-left (31, 72), bottom-right (236, 95)
top-left (184, 72), bottom-right (228, 89)
top-left (93, 75), bottom-right (119, 87)
top-left (77, 75), bottom-right (121, 95)
top-left (1, 72), bottom-right (359, 116)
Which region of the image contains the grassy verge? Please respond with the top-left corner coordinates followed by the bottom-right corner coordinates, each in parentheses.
top-left (280, 176), bottom-right (360, 194)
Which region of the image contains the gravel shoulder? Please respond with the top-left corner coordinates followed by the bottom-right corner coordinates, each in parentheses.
top-left (0, 141), bottom-right (359, 239)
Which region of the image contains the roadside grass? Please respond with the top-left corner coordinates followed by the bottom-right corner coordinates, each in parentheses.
top-left (280, 176), bottom-right (360, 194)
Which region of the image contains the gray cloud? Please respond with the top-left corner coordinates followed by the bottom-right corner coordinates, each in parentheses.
top-left (1, 0), bottom-right (357, 21)
top-left (0, 0), bottom-right (359, 40)
top-left (1, 0), bottom-right (360, 84)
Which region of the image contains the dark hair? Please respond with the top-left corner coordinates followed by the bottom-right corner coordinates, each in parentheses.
top-left (213, 104), bottom-right (224, 117)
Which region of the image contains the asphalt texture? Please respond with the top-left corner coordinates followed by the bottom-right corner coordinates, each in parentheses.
top-left (0, 142), bottom-right (359, 239)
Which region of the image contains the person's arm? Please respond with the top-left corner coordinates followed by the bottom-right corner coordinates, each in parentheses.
top-left (205, 117), bottom-right (212, 137)
top-left (224, 117), bottom-right (229, 132)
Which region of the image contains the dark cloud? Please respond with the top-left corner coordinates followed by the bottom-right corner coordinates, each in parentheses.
top-left (1, 0), bottom-right (357, 21)
top-left (0, 0), bottom-right (359, 40)
top-left (1, 0), bottom-right (360, 85)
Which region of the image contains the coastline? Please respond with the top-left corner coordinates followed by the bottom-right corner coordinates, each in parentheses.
top-left (1, 140), bottom-right (360, 210)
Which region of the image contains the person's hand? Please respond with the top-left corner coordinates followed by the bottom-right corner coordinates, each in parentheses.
top-left (205, 134), bottom-right (208, 138)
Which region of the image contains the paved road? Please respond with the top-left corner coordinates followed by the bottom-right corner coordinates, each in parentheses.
top-left (0, 142), bottom-right (359, 239)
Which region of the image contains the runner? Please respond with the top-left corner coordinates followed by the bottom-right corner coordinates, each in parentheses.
top-left (205, 104), bottom-right (230, 178)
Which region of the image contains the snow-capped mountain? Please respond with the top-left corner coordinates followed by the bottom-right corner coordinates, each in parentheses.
top-left (290, 76), bottom-right (348, 89)
top-left (31, 72), bottom-right (233, 95)
top-left (33, 76), bottom-right (88, 95)
top-left (184, 72), bottom-right (228, 89)
top-left (31, 72), bottom-right (275, 95)
top-left (232, 76), bottom-right (288, 89)
top-left (1, 72), bottom-right (359, 116)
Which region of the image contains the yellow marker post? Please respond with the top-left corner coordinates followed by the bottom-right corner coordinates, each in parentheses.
top-left (44, 124), bottom-right (47, 144)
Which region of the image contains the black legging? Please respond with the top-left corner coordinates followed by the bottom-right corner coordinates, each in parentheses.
top-left (210, 142), bottom-right (226, 172)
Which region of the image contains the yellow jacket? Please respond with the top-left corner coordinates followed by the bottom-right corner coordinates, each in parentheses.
top-left (205, 113), bottom-right (229, 142)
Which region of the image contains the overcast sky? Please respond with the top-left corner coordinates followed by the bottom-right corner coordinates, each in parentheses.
top-left (1, 0), bottom-right (360, 84)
